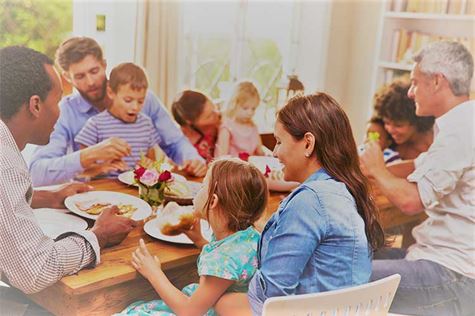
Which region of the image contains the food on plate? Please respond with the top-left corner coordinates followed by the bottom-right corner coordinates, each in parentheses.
top-left (75, 201), bottom-right (111, 215)
top-left (75, 201), bottom-right (137, 217)
top-left (156, 202), bottom-right (195, 236)
top-left (164, 181), bottom-right (202, 206)
top-left (116, 204), bottom-right (138, 218)
top-left (164, 181), bottom-right (192, 197)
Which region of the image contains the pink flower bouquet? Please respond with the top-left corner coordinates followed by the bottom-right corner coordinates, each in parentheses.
top-left (134, 157), bottom-right (174, 207)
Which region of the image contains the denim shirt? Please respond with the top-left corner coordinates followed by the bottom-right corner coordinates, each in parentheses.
top-left (248, 168), bottom-right (371, 315)
top-left (29, 90), bottom-right (203, 186)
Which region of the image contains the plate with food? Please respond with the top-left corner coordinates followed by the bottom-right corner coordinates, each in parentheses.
top-left (118, 170), bottom-right (187, 187)
top-left (163, 181), bottom-right (203, 205)
top-left (34, 208), bottom-right (88, 239)
top-left (64, 191), bottom-right (152, 220)
top-left (144, 202), bottom-right (212, 244)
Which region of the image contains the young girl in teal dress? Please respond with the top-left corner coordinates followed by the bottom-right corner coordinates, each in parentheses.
top-left (116, 158), bottom-right (268, 316)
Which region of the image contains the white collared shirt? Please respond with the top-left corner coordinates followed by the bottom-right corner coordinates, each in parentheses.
top-left (407, 100), bottom-right (475, 279)
top-left (0, 119), bottom-right (100, 293)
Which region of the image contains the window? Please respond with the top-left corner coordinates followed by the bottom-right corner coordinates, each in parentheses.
top-left (181, 1), bottom-right (301, 131)
top-left (1, 0), bottom-right (73, 164)
top-left (0, 0), bottom-right (73, 59)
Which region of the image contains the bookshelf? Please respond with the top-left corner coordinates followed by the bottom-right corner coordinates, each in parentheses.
top-left (371, 0), bottom-right (475, 105)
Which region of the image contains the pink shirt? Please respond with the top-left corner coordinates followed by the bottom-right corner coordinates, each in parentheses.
top-left (220, 118), bottom-right (260, 157)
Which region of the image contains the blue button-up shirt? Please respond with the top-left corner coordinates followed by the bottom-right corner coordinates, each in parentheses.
top-left (248, 168), bottom-right (372, 315)
top-left (29, 91), bottom-right (202, 186)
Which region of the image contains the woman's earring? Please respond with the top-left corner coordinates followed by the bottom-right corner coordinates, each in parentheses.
top-left (305, 153), bottom-right (311, 158)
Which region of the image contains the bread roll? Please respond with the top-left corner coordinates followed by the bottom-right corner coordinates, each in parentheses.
top-left (156, 202), bottom-right (195, 236)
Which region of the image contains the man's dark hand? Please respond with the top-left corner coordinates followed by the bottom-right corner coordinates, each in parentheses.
top-left (91, 206), bottom-right (137, 248)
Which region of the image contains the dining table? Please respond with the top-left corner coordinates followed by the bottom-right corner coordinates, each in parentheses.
top-left (27, 176), bottom-right (426, 315)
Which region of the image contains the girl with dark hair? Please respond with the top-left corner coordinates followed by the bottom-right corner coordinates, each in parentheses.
top-left (215, 93), bottom-right (385, 316)
top-left (171, 90), bottom-right (221, 163)
top-left (374, 78), bottom-right (434, 159)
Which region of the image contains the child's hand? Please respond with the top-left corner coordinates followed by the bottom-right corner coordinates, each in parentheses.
top-left (181, 159), bottom-right (207, 177)
top-left (183, 218), bottom-right (208, 249)
top-left (131, 239), bottom-right (162, 280)
top-left (360, 141), bottom-right (385, 177)
top-left (367, 131), bottom-right (380, 143)
top-left (80, 159), bottom-right (128, 179)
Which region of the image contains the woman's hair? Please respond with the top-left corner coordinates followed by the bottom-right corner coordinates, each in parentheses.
top-left (414, 41), bottom-right (473, 96)
top-left (55, 37), bottom-right (103, 72)
top-left (171, 90), bottom-right (208, 127)
top-left (375, 78), bottom-right (434, 132)
top-left (368, 116), bottom-right (383, 126)
top-left (226, 81), bottom-right (260, 118)
top-left (109, 63), bottom-right (148, 93)
top-left (277, 93), bottom-right (385, 251)
top-left (203, 158), bottom-right (268, 232)
top-left (171, 90), bottom-right (210, 140)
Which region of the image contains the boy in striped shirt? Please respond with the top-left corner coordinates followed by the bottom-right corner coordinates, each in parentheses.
top-left (75, 63), bottom-right (160, 177)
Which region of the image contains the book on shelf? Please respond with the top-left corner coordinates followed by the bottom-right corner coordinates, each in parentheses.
top-left (390, 28), bottom-right (475, 63)
top-left (466, 0), bottom-right (475, 14)
top-left (447, 0), bottom-right (465, 14)
top-left (391, 30), bottom-right (401, 62)
top-left (397, 30), bottom-right (411, 62)
top-left (391, 0), bottom-right (408, 12)
top-left (390, 0), bottom-right (473, 14)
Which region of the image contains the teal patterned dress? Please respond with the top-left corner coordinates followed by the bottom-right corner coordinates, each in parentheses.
top-left (116, 226), bottom-right (260, 316)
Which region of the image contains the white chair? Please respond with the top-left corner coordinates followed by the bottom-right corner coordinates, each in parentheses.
top-left (262, 274), bottom-right (401, 316)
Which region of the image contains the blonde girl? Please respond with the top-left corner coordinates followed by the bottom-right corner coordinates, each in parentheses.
top-left (215, 81), bottom-right (265, 157)
top-left (117, 158), bottom-right (268, 316)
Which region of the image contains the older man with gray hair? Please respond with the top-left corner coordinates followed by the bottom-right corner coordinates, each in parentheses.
top-left (361, 41), bottom-right (475, 315)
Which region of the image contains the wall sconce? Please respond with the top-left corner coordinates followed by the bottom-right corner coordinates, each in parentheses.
top-left (96, 14), bottom-right (106, 32)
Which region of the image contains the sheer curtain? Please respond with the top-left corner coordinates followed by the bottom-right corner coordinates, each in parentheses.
top-left (137, 0), bottom-right (182, 108)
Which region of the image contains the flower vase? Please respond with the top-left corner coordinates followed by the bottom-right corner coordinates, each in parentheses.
top-left (138, 184), bottom-right (164, 207)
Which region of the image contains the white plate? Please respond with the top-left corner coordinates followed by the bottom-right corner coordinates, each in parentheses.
top-left (165, 181), bottom-right (202, 200)
top-left (144, 218), bottom-right (212, 245)
top-left (64, 191), bottom-right (152, 221)
top-left (118, 170), bottom-right (187, 186)
top-left (34, 208), bottom-right (88, 239)
top-left (248, 156), bottom-right (283, 172)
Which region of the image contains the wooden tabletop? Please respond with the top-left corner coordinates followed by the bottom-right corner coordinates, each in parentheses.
top-left (28, 177), bottom-right (424, 315)
top-left (29, 179), bottom-right (204, 315)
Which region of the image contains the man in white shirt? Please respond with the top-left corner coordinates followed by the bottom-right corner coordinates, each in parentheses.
top-left (361, 41), bottom-right (474, 315)
top-left (0, 46), bottom-right (137, 314)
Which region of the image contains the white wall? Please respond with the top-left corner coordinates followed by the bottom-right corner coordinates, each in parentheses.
top-left (295, 1), bottom-right (332, 92)
top-left (324, 0), bottom-right (383, 143)
top-left (73, 0), bottom-right (141, 72)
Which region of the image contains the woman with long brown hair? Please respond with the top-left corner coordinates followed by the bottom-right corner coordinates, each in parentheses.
top-left (215, 93), bottom-right (385, 315)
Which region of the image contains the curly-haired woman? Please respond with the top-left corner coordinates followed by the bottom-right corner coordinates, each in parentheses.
top-left (374, 78), bottom-right (435, 160)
